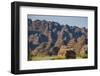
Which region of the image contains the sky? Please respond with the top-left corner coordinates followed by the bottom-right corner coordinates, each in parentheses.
top-left (28, 15), bottom-right (88, 28)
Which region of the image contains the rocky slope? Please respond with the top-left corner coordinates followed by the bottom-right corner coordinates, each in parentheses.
top-left (28, 19), bottom-right (88, 59)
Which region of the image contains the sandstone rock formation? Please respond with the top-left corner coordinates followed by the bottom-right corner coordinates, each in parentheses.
top-left (28, 19), bottom-right (88, 59)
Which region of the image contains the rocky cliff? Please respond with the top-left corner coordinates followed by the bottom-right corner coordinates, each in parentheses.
top-left (28, 19), bottom-right (88, 59)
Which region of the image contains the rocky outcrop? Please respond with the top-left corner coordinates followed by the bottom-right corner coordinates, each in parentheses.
top-left (28, 19), bottom-right (88, 58)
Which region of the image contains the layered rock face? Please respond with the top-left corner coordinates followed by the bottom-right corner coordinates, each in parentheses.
top-left (28, 19), bottom-right (88, 59)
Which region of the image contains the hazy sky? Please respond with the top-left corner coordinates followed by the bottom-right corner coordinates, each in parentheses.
top-left (28, 15), bottom-right (88, 28)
